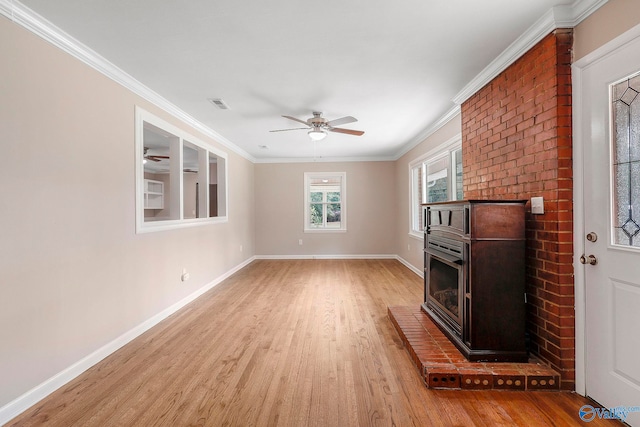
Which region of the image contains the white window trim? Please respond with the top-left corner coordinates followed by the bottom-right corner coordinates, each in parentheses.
top-left (135, 107), bottom-right (228, 234)
top-left (408, 134), bottom-right (462, 239)
top-left (304, 172), bottom-right (347, 233)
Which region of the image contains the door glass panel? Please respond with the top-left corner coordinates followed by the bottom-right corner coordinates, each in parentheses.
top-left (612, 73), bottom-right (640, 247)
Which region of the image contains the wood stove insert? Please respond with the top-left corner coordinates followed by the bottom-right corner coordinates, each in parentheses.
top-left (422, 200), bottom-right (528, 362)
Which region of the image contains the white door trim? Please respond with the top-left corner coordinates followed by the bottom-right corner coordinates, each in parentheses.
top-left (572, 22), bottom-right (640, 396)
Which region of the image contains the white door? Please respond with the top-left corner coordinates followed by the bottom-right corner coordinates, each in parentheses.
top-left (577, 28), bottom-right (640, 426)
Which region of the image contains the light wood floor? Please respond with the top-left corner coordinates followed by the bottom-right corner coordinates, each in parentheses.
top-left (9, 259), bottom-right (615, 426)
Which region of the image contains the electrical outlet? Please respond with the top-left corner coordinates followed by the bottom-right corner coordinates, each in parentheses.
top-left (408, 244), bottom-right (411, 251)
top-left (181, 268), bottom-right (190, 282)
top-left (240, 245), bottom-right (243, 252)
top-left (299, 239), bottom-right (303, 245)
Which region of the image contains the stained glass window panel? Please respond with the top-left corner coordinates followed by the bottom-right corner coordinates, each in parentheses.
top-left (612, 74), bottom-right (640, 248)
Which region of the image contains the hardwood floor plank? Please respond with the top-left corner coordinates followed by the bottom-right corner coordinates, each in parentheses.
top-left (8, 260), bottom-right (618, 426)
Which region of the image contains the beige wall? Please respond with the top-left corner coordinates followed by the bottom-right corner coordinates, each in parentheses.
top-left (573, 0), bottom-right (640, 61)
top-left (253, 113), bottom-right (461, 264)
top-left (0, 16), bottom-right (254, 409)
top-left (255, 161), bottom-right (396, 256)
top-left (393, 115), bottom-right (462, 273)
top-left (3, 0), bottom-right (639, 416)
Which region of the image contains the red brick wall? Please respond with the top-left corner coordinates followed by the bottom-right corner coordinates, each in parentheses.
top-left (461, 29), bottom-right (574, 389)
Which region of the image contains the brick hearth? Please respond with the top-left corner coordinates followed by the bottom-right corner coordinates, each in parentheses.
top-left (388, 306), bottom-right (560, 391)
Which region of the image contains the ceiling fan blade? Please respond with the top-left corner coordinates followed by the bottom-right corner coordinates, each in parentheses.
top-left (147, 155), bottom-right (169, 161)
top-left (328, 127), bottom-right (364, 136)
top-left (282, 115), bottom-right (310, 126)
top-left (269, 127), bottom-right (310, 133)
top-left (327, 116), bottom-right (357, 127)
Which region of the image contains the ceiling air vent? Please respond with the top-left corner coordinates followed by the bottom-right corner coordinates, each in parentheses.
top-left (208, 98), bottom-right (230, 110)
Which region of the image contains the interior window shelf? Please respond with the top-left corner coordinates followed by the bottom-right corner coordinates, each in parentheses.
top-left (144, 179), bottom-right (164, 209)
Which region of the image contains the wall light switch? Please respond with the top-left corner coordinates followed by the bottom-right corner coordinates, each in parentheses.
top-left (531, 197), bottom-right (544, 215)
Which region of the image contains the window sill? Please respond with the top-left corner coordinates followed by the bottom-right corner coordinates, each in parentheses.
top-left (137, 216), bottom-right (228, 234)
top-left (409, 231), bottom-right (424, 241)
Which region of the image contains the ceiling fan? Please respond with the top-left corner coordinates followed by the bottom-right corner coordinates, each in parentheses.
top-left (144, 147), bottom-right (169, 162)
top-left (270, 111), bottom-right (364, 141)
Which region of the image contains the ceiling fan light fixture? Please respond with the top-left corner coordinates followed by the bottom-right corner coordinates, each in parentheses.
top-left (308, 129), bottom-right (327, 141)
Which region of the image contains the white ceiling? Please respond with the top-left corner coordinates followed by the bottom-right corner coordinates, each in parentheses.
top-left (14, 0), bottom-right (599, 161)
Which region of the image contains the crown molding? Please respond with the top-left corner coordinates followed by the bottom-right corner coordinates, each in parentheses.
top-left (2, 0), bottom-right (607, 164)
top-left (392, 105), bottom-right (461, 161)
top-left (253, 155), bottom-right (397, 164)
top-left (552, 0), bottom-right (609, 27)
top-left (0, 0), bottom-right (255, 163)
top-left (453, 0), bottom-right (608, 105)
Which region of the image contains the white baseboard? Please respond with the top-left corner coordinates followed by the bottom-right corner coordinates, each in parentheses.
top-left (396, 255), bottom-right (424, 278)
top-left (254, 254), bottom-right (397, 260)
top-left (0, 256), bottom-right (256, 426)
top-left (254, 254), bottom-right (423, 278)
top-left (0, 254), bottom-right (424, 423)
top-left (0, 254), bottom-right (425, 424)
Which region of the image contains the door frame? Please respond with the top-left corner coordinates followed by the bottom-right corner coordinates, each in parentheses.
top-left (572, 22), bottom-right (640, 397)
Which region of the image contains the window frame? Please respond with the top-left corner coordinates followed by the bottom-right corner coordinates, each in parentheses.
top-left (135, 107), bottom-right (228, 234)
top-left (409, 136), bottom-right (462, 239)
top-left (304, 172), bottom-right (347, 233)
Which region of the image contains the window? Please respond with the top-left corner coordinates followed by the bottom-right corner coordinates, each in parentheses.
top-left (409, 138), bottom-right (462, 237)
top-left (304, 172), bottom-right (346, 232)
top-left (136, 107), bottom-right (228, 233)
top-left (425, 154), bottom-right (450, 203)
